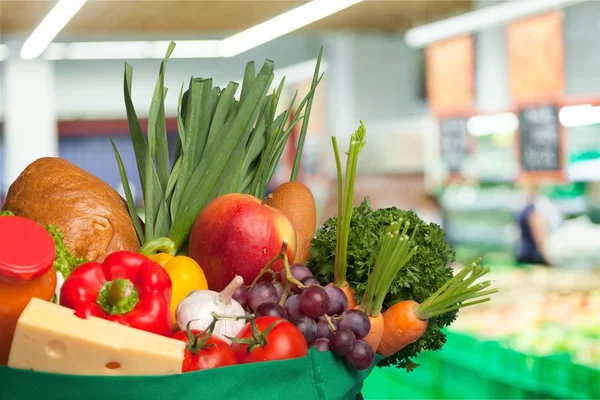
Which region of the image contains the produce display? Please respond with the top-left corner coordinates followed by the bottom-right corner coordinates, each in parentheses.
top-left (0, 42), bottom-right (497, 399)
top-left (450, 267), bottom-right (600, 369)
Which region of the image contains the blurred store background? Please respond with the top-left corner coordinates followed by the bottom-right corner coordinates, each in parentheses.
top-left (2, 0), bottom-right (600, 398)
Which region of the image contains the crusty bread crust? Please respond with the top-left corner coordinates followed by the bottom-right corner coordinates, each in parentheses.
top-left (4, 157), bottom-right (141, 262)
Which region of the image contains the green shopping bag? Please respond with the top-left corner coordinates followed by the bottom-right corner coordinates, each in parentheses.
top-left (0, 349), bottom-right (381, 400)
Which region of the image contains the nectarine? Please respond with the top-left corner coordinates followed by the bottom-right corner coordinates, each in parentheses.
top-left (189, 194), bottom-right (297, 291)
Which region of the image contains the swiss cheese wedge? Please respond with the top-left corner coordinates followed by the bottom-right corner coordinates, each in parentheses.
top-left (8, 298), bottom-right (185, 376)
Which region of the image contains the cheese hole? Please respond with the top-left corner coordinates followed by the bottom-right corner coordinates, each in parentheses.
top-left (45, 340), bottom-right (67, 359)
top-left (105, 362), bottom-right (121, 370)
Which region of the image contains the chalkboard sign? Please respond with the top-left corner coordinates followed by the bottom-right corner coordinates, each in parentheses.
top-left (440, 117), bottom-right (469, 173)
top-left (518, 105), bottom-right (561, 172)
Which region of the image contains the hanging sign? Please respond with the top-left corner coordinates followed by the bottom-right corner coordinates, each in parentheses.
top-left (426, 35), bottom-right (475, 116)
top-left (517, 104), bottom-right (565, 181)
top-left (439, 116), bottom-right (470, 175)
top-left (507, 11), bottom-right (564, 105)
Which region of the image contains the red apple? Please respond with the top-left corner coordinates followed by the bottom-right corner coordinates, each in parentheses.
top-left (189, 193), bottom-right (297, 291)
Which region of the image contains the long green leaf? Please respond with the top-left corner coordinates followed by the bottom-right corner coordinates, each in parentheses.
top-left (154, 198), bottom-right (171, 239)
top-left (290, 47), bottom-right (323, 182)
top-left (172, 83), bottom-right (186, 167)
top-left (195, 78), bottom-right (214, 163)
top-left (170, 60), bottom-right (275, 249)
top-left (249, 90), bottom-right (281, 197)
top-left (171, 78), bottom-right (206, 218)
top-left (170, 86), bottom-right (187, 220)
top-left (154, 87), bottom-right (170, 189)
top-left (240, 61), bottom-right (255, 103)
top-left (109, 138), bottom-right (145, 243)
top-left (144, 42), bottom-right (174, 240)
top-left (123, 63), bottom-right (147, 188)
top-left (204, 82), bottom-right (238, 154)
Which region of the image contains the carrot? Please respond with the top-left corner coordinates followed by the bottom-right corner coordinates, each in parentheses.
top-left (358, 309), bottom-right (384, 351)
top-left (339, 285), bottom-right (358, 310)
top-left (358, 220), bottom-right (419, 351)
top-left (327, 123), bottom-right (366, 305)
top-left (377, 260), bottom-right (498, 357)
top-left (377, 300), bottom-right (427, 357)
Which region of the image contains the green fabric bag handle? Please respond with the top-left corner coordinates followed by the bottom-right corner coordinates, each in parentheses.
top-left (0, 349), bottom-right (382, 400)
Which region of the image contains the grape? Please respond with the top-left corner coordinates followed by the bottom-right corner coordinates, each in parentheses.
top-left (345, 340), bottom-right (375, 370)
top-left (299, 286), bottom-right (330, 318)
top-left (330, 327), bottom-right (356, 356)
top-left (290, 265), bottom-right (313, 293)
top-left (309, 338), bottom-right (330, 352)
top-left (255, 302), bottom-right (287, 319)
top-left (293, 315), bottom-right (317, 344)
top-left (315, 318), bottom-right (335, 340)
top-left (283, 294), bottom-right (301, 320)
top-left (273, 281), bottom-right (284, 301)
top-left (301, 276), bottom-right (321, 287)
top-left (232, 285), bottom-right (248, 309)
top-left (339, 310), bottom-right (371, 339)
top-left (324, 286), bottom-right (348, 316)
top-left (247, 282), bottom-right (278, 311)
top-left (291, 264), bottom-right (313, 279)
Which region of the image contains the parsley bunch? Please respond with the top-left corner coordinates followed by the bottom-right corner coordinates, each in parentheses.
top-left (308, 198), bottom-right (456, 370)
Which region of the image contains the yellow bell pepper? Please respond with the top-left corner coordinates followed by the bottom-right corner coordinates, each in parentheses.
top-left (148, 253), bottom-right (208, 326)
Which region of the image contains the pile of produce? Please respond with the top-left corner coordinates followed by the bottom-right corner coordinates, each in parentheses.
top-left (450, 267), bottom-right (600, 369)
top-left (0, 42), bottom-right (496, 396)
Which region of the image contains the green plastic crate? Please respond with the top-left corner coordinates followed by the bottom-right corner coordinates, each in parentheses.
top-left (363, 331), bottom-right (600, 399)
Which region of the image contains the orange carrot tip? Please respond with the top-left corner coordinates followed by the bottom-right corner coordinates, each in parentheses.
top-left (377, 259), bottom-right (498, 357)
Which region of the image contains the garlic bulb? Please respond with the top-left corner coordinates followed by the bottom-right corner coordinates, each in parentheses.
top-left (176, 275), bottom-right (246, 343)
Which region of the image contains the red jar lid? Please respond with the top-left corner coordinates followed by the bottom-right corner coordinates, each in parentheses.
top-left (0, 216), bottom-right (56, 283)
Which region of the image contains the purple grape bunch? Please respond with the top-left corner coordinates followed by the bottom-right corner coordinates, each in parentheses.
top-left (233, 264), bottom-right (375, 371)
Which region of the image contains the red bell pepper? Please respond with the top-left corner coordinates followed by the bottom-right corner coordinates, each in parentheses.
top-left (60, 251), bottom-right (173, 337)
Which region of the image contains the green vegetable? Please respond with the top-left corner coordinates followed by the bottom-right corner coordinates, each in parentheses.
top-left (308, 198), bottom-right (456, 370)
top-left (113, 42), bottom-right (323, 253)
top-left (0, 210), bottom-right (86, 279)
top-left (331, 121), bottom-right (366, 286)
top-left (359, 220), bottom-right (418, 317)
top-left (46, 225), bottom-right (88, 279)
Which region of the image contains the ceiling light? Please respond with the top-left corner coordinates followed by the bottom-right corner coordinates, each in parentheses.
top-left (218, 0), bottom-right (363, 58)
top-left (0, 45), bottom-right (9, 61)
top-left (405, 0), bottom-right (588, 48)
top-left (44, 40), bottom-right (220, 60)
top-left (559, 104), bottom-right (600, 127)
top-left (20, 0), bottom-right (87, 60)
top-left (467, 113), bottom-right (519, 136)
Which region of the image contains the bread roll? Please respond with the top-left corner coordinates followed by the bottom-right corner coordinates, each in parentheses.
top-left (3, 157), bottom-right (140, 262)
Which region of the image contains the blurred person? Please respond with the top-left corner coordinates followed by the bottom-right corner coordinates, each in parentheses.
top-left (516, 183), bottom-right (563, 266)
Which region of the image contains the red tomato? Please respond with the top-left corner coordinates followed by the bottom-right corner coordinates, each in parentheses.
top-left (172, 330), bottom-right (238, 372)
top-left (232, 316), bottom-right (308, 364)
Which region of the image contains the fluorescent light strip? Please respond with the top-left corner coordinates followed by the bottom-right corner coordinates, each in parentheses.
top-left (405, 0), bottom-right (588, 48)
top-left (467, 113), bottom-right (519, 136)
top-left (559, 104), bottom-right (600, 127)
top-left (218, 0), bottom-right (363, 57)
top-left (30, 0), bottom-right (360, 61)
top-left (44, 40), bottom-right (220, 60)
top-left (20, 0), bottom-right (87, 59)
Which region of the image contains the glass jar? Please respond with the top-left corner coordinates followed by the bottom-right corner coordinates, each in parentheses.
top-left (0, 216), bottom-right (57, 365)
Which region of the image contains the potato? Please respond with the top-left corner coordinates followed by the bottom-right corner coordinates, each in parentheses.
top-left (264, 181), bottom-right (316, 264)
top-left (3, 158), bottom-right (140, 262)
